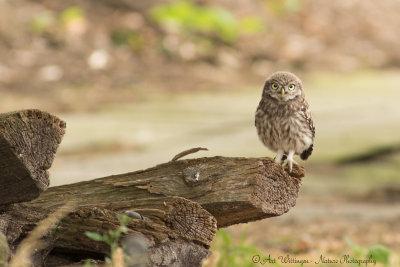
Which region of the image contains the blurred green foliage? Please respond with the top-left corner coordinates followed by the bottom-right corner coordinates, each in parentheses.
top-left (346, 238), bottom-right (394, 266)
top-left (239, 17), bottom-right (265, 35)
top-left (85, 214), bottom-right (131, 264)
top-left (30, 11), bottom-right (57, 34)
top-left (29, 2), bottom-right (264, 57)
top-left (150, 1), bottom-right (263, 43)
top-left (367, 245), bottom-right (392, 265)
top-left (111, 29), bottom-right (144, 51)
top-left (29, 6), bottom-right (85, 34)
top-left (60, 6), bottom-right (85, 25)
top-left (263, 0), bottom-right (303, 16)
top-left (212, 229), bottom-right (262, 267)
top-left (211, 229), bottom-right (316, 267)
top-left (212, 231), bottom-right (398, 267)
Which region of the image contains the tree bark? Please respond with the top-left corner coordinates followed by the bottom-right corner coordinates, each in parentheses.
top-left (0, 109), bottom-right (65, 206)
top-left (29, 156), bottom-right (303, 226)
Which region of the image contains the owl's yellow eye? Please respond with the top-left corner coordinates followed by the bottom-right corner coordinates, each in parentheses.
top-left (288, 84), bottom-right (295, 91)
top-left (271, 83), bottom-right (279, 90)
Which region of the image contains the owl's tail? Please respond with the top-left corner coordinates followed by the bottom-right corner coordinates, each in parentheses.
top-left (300, 144), bottom-right (313, 160)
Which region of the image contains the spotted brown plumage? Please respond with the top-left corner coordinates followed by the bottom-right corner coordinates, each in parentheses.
top-left (255, 71), bottom-right (315, 172)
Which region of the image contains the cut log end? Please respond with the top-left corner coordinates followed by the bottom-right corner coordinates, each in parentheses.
top-left (165, 197), bottom-right (217, 245)
top-left (0, 109), bottom-right (66, 205)
top-left (51, 204), bottom-right (215, 266)
top-left (149, 240), bottom-right (210, 267)
top-left (251, 159), bottom-right (303, 215)
top-left (201, 158), bottom-right (304, 228)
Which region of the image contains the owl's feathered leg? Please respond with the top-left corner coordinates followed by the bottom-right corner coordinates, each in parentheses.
top-left (283, 150), bottom-right (296, 173)
top-left (274, 149), bottom-right (285, 164)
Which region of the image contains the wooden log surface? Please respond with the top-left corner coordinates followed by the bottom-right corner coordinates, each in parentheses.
top-left (0, 109), bottom-right (65, 205)
top-left (1, 195), bottom-right (216, 266)
top-left (0, 156), bottom-right (304, 265)
top-left (28, 156), bottom-right (304, 227)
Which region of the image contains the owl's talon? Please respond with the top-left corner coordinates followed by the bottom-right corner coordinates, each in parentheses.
top-left (288, 161), bottom-right (293, 173)
top-left (282, 161), bottom-right (295, 173)
top-left (283, 151), bottom-right (297, 173)
top-left (274, 150), bottom-right (285, 164)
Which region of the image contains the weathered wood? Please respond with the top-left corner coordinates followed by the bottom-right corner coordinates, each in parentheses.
top-left (55, 204), bottom-right (212, 267)
top-left (27, 156), bottom-right (303, 227)
top-left (1, 196), bottom-right (215, 266)
top-left (0, 109), bottom-right (65, 205)
top-left (1, 156), bottom-right (303, 266)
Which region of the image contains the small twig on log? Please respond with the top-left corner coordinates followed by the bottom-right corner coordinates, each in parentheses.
top-left (171, 147), bottom-right (208, 162)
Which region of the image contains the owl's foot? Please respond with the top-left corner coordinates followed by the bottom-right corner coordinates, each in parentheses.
top-left (282, 150), bottom-right (297, 173)
top-left (282, 159), bottom-right (298, 173)
top-left (274, 149), bottom-right (285, 164)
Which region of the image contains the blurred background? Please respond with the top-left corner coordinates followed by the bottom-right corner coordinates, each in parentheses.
top-left (1, 0), bottom-right (399, 266)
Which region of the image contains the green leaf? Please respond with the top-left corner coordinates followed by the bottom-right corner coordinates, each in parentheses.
top-left (108, 229), bottom-right (119, 240)
top-left (367, 245), bottom-right (391, 264)
top-left (85, 231), bottom-right (103, 242)
top-left (102, 234), bottom-right (111, 245)
top-left (117, 214), bottom-right (132, 225)
top-left (83, 259), bottom-right (93, 267)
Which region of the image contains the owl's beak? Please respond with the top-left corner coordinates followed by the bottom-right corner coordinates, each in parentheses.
top-left (281, 89), bottom-right (285, 96)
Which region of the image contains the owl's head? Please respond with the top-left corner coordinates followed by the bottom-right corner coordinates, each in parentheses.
top-left (262, 71), bottom-right (304, 102)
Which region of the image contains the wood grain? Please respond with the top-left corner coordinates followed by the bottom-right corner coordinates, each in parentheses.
top-left (0, 109), bottom-right (65, 205)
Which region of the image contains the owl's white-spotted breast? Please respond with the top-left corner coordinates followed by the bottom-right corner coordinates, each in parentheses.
top-left (255, 71), bottom-right (315, 172)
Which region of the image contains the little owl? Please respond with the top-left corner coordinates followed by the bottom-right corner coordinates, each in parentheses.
top-left (255, 71), bottom-right (315, 172)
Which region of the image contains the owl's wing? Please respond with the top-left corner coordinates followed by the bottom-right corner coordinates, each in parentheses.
top-left (300, 101), bottom-right (315, 139)
top-left (299, 101), bottom-right (315, 160)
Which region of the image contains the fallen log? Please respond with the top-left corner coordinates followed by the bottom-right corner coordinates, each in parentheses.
top-left (0, 110), bottom-right (304, 266)
top-left (1, 157), bottom-right (303, 266)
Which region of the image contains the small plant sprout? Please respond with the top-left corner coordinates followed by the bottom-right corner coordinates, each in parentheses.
top-left (85, 214), bottom-right (132, 264)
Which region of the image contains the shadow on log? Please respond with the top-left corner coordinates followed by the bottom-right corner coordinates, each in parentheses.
top-left (0, 110), bottom-right (305, 266)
